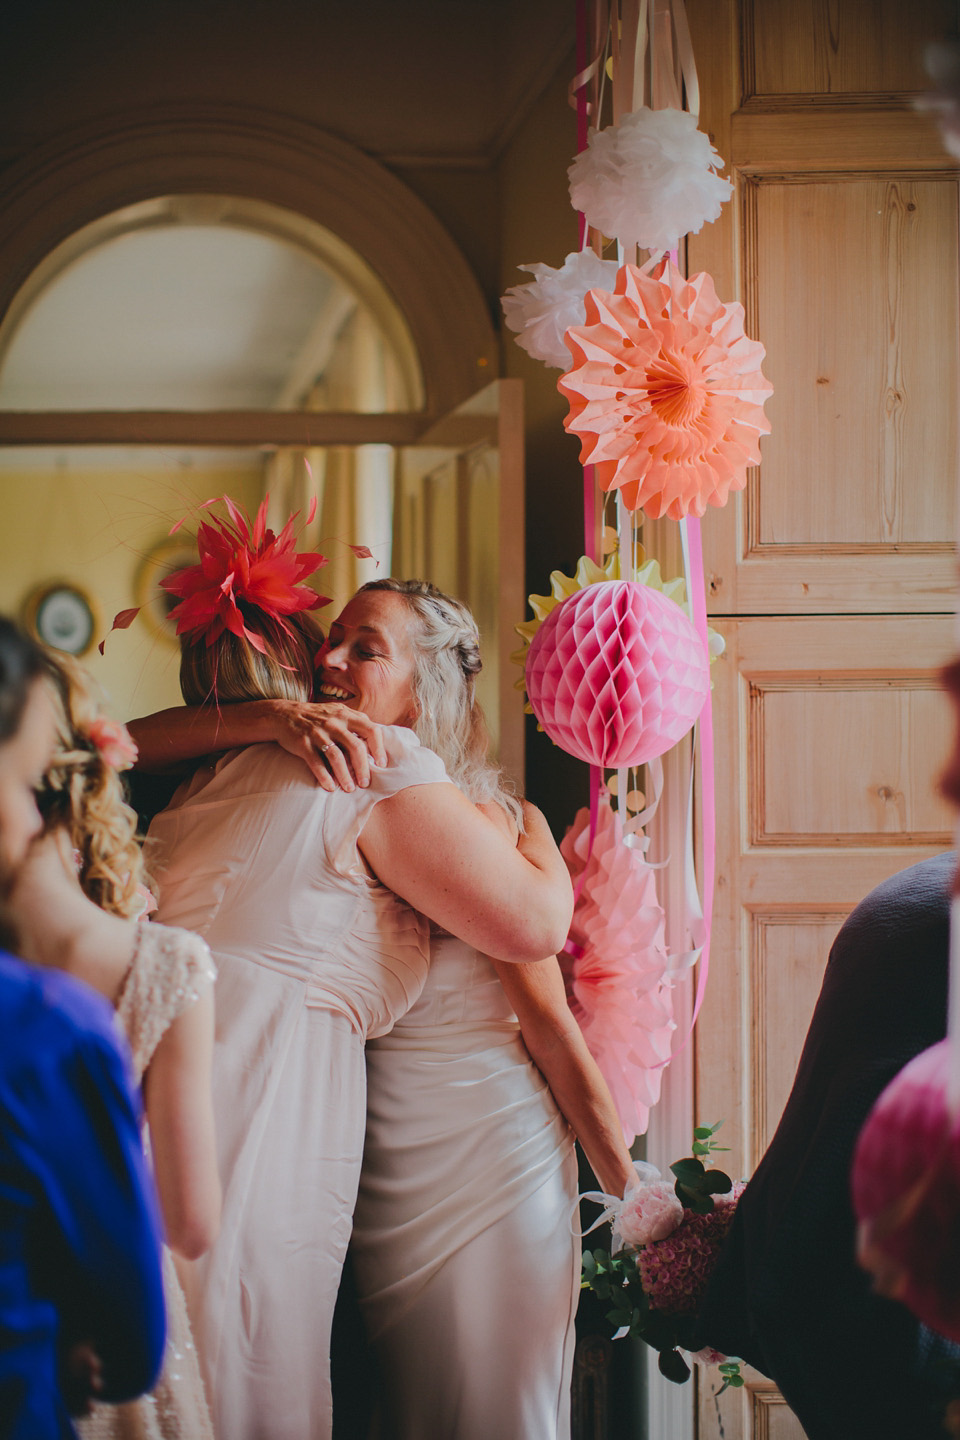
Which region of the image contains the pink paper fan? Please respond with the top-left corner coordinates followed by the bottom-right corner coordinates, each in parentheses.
top-left (525, 580), bottom-right (708, 769)
top-left (561, 802), bottom-right (675, 1143)
top-left (558, 259), bottom-right (773, 520)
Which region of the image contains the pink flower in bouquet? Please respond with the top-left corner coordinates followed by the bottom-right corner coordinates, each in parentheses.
top-left (618, 1181), bottom-right (683, 1246)
top-left (690, 1346), bottom-right (729, 1367)
top-left (87, 717), bottom-right (138, 771)
top-left (637, 1182), bottom-right (745, 1315)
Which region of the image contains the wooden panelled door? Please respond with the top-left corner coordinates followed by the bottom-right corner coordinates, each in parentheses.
top-left (685, 2), bottom-right (959, 1436)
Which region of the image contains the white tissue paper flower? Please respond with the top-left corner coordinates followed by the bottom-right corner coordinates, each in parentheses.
top-left (501, 250), bottom-right (620, 371)
top-left (568, 106), bottom-right (733, 254)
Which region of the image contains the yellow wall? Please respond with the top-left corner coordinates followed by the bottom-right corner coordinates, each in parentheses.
top-left (0, 457), bottom-right (264, 720)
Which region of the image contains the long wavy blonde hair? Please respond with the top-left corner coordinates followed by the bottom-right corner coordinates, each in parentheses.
top-left (38, 652), bottom-right (145, 918)
top-left (359, 579), bottom-right (522, 827)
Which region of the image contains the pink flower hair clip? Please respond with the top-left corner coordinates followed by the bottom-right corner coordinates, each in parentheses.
top-left (86, 716), bottom-right (138, 771)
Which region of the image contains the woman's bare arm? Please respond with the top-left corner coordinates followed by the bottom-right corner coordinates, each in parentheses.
top-left (358, 790), bottom-right (574, 963)
top-left (493, 956), bottom-right (636, 1197)
top-left (141, 988), bottom-right (221, 1261)
top-left (128, 700), bottom-right (387, 791)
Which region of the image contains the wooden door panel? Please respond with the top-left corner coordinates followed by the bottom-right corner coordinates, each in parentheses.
top-left (697, 616), bottom-right (951, 1440)
top-left (701, 612), bottom-right (955, 1176)
top-left (751, 175), bottom-right (958, 550)
top-left (743, 0), bottom-right (957, 101)
top-left (684, 3), bottom-right (957, 1435)
top-left (749, 911), bottom-right (847, 1155)
top-left (707, 1373), bottom-right (810, 1440)
top-left (755, 683), bottom-right (954, 843)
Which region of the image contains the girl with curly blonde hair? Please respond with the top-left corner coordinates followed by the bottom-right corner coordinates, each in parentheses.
top-left (8, 651), bottom-right (221, 1440)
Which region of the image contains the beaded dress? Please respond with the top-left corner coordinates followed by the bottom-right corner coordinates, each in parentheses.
top-left (76, 922), bottom-right (217, 1440)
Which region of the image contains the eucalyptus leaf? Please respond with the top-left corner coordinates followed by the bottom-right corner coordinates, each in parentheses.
top-left (671, 1157), bottom-right (705, 1182)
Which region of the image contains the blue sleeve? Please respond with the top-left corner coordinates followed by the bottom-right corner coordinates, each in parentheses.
top-left (21, 1025), bottom-right (167, 1402)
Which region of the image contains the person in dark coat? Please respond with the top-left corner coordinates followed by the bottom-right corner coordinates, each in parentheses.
top-left (694, 853), bottom-right (960, 1440)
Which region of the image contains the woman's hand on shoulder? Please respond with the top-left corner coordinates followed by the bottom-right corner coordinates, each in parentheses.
top-left (127, 700), bottom-right (387, 790)
top-left (260, 700), bottom-right (388, 791)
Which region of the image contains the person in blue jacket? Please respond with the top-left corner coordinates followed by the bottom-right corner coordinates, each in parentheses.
top-left (0, 616), bottom-right (167, 1438)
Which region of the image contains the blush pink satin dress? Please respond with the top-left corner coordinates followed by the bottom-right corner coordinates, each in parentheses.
top-left (147, 730), bottom-right (449, 1440)
top-left (351, 928), bottom-right (580, 1440)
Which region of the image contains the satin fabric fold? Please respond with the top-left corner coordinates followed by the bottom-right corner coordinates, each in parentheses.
top-left (353, 933), bottom-right (579, 1440)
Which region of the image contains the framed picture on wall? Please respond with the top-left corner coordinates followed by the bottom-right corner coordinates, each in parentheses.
top-left (22, 582), bottom-right (99, 657)
top-left (135, 534), bottom-right (197, 644)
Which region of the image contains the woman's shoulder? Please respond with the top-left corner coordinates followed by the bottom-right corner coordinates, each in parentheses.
top-left (115, 924), bottom-right (216, 1075)
top-left (373, 726), bottom-right (450, 792)
top-left (320, 729), bottom-right (450, 880)
top-left (158, 742), bottom-right (310, 812)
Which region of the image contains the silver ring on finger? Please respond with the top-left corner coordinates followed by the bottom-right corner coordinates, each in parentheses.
top-left (321, 742), bottom-right (335, 753)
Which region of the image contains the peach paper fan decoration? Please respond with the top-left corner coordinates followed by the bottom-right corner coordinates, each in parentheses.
top-left (558, 260), bottom-right (773, 520)
top-left (561, 801), bottom-right (675, 1144)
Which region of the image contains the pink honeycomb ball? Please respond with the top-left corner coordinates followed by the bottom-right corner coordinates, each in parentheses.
top-left (524, 580), bottom-right (709, 769)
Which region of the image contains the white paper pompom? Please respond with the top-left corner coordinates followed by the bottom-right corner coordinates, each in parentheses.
top-left (501, 250), bottom-right (620, 370)
top-left (568, 107), bottom-right (733, 253)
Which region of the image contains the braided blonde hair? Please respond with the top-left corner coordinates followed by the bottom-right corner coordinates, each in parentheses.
top-left (359, 579), bottom-right (522, 827)
top-left (38, 652), bottom-right (145, 918)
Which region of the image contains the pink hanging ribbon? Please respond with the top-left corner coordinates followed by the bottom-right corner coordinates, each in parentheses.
top-left (668, 514), bottom-right (714, 1056)
top-left (574, 0), bottom-right (604, 893)
top-left (653, 245), bottom-right (716, 1060)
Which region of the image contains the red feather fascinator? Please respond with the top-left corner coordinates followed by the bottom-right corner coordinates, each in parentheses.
top-left (100, 493), bottom-right (329, 655)
top-left (161, 495), bottom-right (329, 653)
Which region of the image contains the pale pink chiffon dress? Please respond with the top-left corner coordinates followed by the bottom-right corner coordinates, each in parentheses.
top-left (146, 730), bottom-right (448, 1440)
top-left (351, 927), bottom-right (580, 1440)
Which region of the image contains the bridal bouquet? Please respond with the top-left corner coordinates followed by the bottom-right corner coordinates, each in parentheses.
top-left (580, 1124), bottom-right (745, 1390)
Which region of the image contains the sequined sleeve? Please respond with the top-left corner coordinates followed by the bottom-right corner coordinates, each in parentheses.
top-left (115, 923), bottom-right (217, 1082)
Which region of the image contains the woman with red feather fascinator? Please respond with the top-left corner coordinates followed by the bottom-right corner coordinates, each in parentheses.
top-left (129, 498), bottom-right (637, 1440)
top-left (127, 495), bottom-right (600, 1440)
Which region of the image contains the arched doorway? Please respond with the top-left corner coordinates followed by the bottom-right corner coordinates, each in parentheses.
top-left (0, 115), bottom-right (522, 771)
